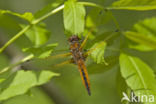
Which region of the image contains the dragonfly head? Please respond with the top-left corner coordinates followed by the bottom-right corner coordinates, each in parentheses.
top-left (68, 35), bottom-right (80, 42)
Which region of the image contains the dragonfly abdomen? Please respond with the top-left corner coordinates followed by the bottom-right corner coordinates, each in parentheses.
top-left (77, 59), bottom-right (91, 96)
top-left (69, 35), bottom-right (91, 96)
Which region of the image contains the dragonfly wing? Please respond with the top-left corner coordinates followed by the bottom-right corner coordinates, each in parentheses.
top-left (77, 59), bottom-right (91, 96)
top-left (53, 60), bottom-right (72, 68)
top-left (46, 52), bottom-right (72, 59)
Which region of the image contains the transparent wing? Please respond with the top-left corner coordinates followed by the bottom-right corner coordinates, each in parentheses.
top-left (46, 52), bottom-right (72, 59)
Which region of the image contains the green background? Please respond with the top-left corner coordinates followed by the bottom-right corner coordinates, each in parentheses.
top-left (0, 0), bottom-right (156, 104)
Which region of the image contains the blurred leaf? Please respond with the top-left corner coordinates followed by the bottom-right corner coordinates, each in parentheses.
top-left (125, 31), bottom-right (156, 50)
top-left (21, 24), bottom-right (50, 47)
top-left (0, 70), bottom-right (59, 101)
top-left (134, 17), bottom-right (156, 37)
top-left (88, 55), bottom-right (118, 74)
top-left (86, 16), bottom-right (95, 28)
top-left (0, 10), bottom-right (33, 22)
top-left (63, 0), bottom-right (86, 35)
top-left (34, 0), bottom-right (64, 19)
top-left (119, 53), bottom-right (156, 102)
top-left (93, 31), bottom-right (119, 43)
top-left (89, 41), bottom-right (107, 64)
top-left (111, 0), bottom-right (156, 10)
top-left (86, 8), bottom-right (112, 28)
top-left (129, 44), bottom-right (155, 51)
top-left (126, 17), bottom-right (156, 51)
top-left (23, 43), bottom-right (58, 59)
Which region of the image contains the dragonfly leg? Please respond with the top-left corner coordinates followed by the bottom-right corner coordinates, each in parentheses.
top-left (53, 60), bottom-right (73, 68)
top-left (79, 28), bottom-right (94, 50)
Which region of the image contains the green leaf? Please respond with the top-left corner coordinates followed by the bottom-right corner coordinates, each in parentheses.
top-left (36, 70), bottom-right (59, 85)
top-left (119, 53), bottom-right (156, 103)
top-left (0, 70), bottom-right (59, 101)
top-left (129, 44), bottom-right (155, 51)
top-left (111, 0), bottom-right (156, 11)
top-left (21, 24), bottom-right (50, 47)
top-left (63, 0), bottom-right (86, 35)
top-left (90, 41), bottom-right (107, 64)
top-left (134, 17), bottom-right (156, 37)
top-left (0, 10), bottom-right (34, 22)
top-left (23, 43), bottom-right (58, 59)
top-left (126, 17), bottom-right (156, 51)
top-left (124, 31), bottom-right (156, 50)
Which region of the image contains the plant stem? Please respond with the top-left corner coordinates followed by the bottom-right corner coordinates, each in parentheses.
top-left (0, 5), bottom-right (64, 53)
top-left (78, 2), bottom-right (104, 9)
top-left (0, 25), bottom-right (31, 53)
top-left (32, 5), bottom-right (64, 24)
top-left (0, 54), bottom-right (34, 74)
top-left (79, 2), bottom-right (121, 30)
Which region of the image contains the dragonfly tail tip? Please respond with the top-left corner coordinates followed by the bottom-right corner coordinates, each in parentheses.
top-left (87, 89), bottom-right (91, 96)
top-left (88, 92), bottom-right (91, 96)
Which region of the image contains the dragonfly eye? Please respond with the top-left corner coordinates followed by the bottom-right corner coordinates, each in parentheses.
top-left (68, 35), bottom-right (79, 42)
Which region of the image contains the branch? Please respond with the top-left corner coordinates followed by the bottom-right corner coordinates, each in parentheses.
top-left (0, 5), bottom-right (64, 53)
top-left (0, 32), bottom-right (22, 59)
top-left (0, 33), bottom-right (72, 104)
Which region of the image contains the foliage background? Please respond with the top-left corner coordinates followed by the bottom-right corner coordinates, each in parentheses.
top-left (0, 0), bottom-right (156, 104)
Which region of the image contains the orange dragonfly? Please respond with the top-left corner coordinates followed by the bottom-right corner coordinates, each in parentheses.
top-left (49, 33), bottom-right (93, 96)
top-left (68, 35), bottom-right (91, 95)
top-left (22, 30), bottom-right (118, 96)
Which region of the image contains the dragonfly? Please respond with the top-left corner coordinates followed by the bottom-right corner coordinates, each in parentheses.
top-left (68, 35), bottom-right (91, 95)
top-left (21, 31), bottom-right (93, 95)
top-left (50, 33), bottom-right (93, 96)
top-left (22, 29), bottom-right (118, 96)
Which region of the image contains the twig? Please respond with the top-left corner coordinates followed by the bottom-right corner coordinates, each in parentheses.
top-left (0, 5), bottom-right (64, 53)
top-left (0, 32), bottom-right (22, 59)
top-left (0, 33), bottom-right (72, 104)
top-left (0, 54), bottom-right (34, 74)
